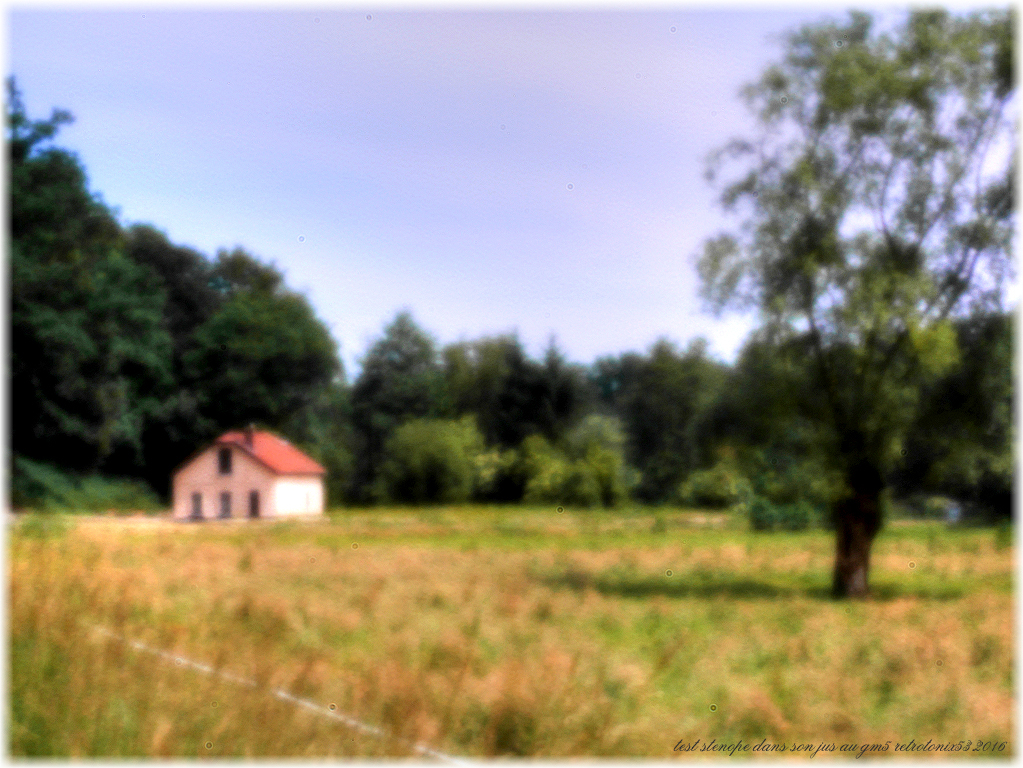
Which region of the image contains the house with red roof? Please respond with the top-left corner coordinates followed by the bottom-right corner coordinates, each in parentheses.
top-left (172, 426), bottom-right (325, 520)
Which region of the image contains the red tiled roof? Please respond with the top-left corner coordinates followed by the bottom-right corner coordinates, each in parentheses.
top-left (216, 430), bottom-right (325, 475)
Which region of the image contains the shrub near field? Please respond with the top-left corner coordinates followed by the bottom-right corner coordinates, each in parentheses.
top-left (9, 509), bottom-right (1013, 758)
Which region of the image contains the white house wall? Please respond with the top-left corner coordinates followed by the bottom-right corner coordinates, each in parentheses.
top-left (272, 477), bottom-right (324, 516)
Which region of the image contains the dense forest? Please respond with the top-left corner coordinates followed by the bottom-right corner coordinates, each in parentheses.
top-left (8, 74), bottom-right (1013, 523)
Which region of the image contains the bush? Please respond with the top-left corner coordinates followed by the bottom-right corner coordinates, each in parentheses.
top-left (377, 416), bottom-right (484, 503)
top-left (777, 499), bottom-right (814, 531)
top-left (10, 456), bottom-right (161, 512)
top-left (564, 415), bottom-right (632, 507)
top-left (747, 496), bottom-right (779, 531)
top-left (559, 463), bottom-right (604, 508)
top-left (735, 448), bottom-right (844, 531)
top-left (11, 456), bottom-right (77, 510)
top-left (742, 449), bottom-right (844, 511)
top-left (677, 462), bottom-right (751, 509)
top-left (520, 435), bottom-right (574, 506)
top-left (473, 448), bottom-right (528, 502)
top-left (564, 414), bottom-right (626, 457)
top-left (518, 423), bottom-right (633, 509)
top-left (747, 495), bottom-right (818, 532)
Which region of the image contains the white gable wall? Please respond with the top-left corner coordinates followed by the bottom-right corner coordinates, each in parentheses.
top-left (173, 445), bottom-right (277, 520)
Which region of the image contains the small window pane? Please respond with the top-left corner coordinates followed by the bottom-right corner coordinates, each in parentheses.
top-left (218, 448), bottom-right (232, 474)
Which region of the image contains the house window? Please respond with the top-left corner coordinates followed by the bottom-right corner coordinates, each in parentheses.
top-left (249, 490), bottom-right (260, 518)
top-left (220, 491), bottom-right (232, 519)
top-left (218, 447), bottom-right (232, 474)
top-left (191, 492), bottom-right (202, 520)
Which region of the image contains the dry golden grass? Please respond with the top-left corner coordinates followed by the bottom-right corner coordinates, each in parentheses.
top-left (9, 509), bottom-right (1013, 758)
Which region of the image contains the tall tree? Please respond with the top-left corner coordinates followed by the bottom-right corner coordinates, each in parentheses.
top-left (443, 334), bottom-right (525, 447)
top-left (9, 79), bottom-right (173, 474)
top-left (443, 333), bottom-right (585, 450)
top-left (590, 351), bottom-right (645, 414)
top-left (183, 288), bottom-right (340, 433)
top-left (351, 311), bottom-right (448, 496)
top-left (123, 225), bottom-right (226, 491)
top-left (538, 338), bottom-right (590, 444)
top-left (699, 10), bottom-right (1015, 597)
top-left (209, 246), bottom-right (286, 295)
top-left (125, 225), bottom-right (221, 360)
top-left (596, 339), bottom-right (726, 502)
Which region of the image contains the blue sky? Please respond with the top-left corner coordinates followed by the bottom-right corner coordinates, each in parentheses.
top-left (11, 5), bottom-right (894, 377)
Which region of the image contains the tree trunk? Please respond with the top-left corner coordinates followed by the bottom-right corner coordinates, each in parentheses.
top-left (832, 459), bottom-right (885, 599)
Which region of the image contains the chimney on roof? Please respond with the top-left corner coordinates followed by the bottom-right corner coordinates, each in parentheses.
top-left (245, 424), bottom-right (255, 447)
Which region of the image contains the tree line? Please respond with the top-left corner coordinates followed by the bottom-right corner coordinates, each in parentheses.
top-left (8, 7), bottom-right (1014, 569)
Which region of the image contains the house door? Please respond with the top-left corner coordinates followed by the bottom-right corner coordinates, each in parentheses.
top-left (219, 491), bottom-right (231, 519)
top-left (249, 490), bottom-right (260, 518)
top-left (191, 492), bottom-right (202, 520)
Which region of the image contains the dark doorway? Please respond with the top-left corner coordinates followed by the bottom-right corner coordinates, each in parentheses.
top-left (249, 490), bottom-right (260, 519)
top-left (219, 491), bottom-right (232, 519)
top-left (191, 492), bottom-right (202, 520)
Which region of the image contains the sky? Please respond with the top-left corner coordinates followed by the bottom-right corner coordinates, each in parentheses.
top-left (10, 4), bottom-right (901, 378)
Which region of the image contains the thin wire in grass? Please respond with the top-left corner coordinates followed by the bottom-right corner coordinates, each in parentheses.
top-left (89, 625), bottom-right (472, 765)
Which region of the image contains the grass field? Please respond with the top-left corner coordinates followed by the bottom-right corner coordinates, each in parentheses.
top-left (9, 507), bottom-right (1014, 758)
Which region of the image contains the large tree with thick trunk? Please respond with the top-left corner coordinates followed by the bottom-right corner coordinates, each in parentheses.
top-left (698, 10), bottom-right (1015, 598)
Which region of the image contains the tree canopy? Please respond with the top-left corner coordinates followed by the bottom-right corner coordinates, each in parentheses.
top-left (9, 79), bottom-right (173, 473)
top-left (698, 9), bottom-right (1015, 597)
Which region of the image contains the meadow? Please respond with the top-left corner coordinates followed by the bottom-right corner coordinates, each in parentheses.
top-left (9, 507), bottom-right (1014, 759)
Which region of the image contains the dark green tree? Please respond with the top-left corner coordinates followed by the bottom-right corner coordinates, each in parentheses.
top-left (209, 246), bottom-right (286, 296)
top-left (183, 288), bottom-right (340, 433)
top-left (376, 416), bottom-right (484, 504)
top-left (122, 224), bottom-right (226, 492)
top-left (9, 79), bottom-right (173, 475)
top-left (351, 311), bottom-right (448, 497)
top-left (590, 351), bottom-right (645, 413)
top-left (486, 337), bottom-right (547, 448)
top-left (539, 338), bottom-right (591, 443)
top-left (444, 334), bottom-right (523, 447)
top-left (699, 10), bottom-right (1015, 596)
top-left (125, 225), bottom-right (220, 360)
top-left (600, 338), bottom-right (727, 502)
top-left (707, 331), bottom-right (846, 519)
top-left (895, 311), bottom-right (1013, 519)
top-left (443, 333), bottom-right (586, 451)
